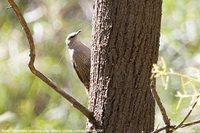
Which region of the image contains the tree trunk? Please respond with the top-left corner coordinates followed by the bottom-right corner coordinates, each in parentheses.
top-left (88, 0), bottom-right (162, 132)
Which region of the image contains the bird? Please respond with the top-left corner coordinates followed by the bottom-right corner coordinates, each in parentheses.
top-left (65, 30), bottom-right (91, 93)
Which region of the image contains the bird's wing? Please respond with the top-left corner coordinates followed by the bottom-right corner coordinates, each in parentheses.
top-left (71, 44), bottom-right (90, 91)
top-left (72, 60), bottom-right (90, 90)
top-left (72, 61), bottom-right (84, 83)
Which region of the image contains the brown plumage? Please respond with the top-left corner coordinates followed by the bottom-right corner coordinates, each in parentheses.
top-left (66, 31), bottom-right (91, 92)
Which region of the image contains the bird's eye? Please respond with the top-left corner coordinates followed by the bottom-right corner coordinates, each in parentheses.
top-left (68, 35), bottom-right (75, 40)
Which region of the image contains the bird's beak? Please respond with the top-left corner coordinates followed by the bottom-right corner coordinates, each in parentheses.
top-left (76, 30), bottom-right (81, 35)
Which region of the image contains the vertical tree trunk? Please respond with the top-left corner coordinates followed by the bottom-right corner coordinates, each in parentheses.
top-left (88, 0), bottom-right (162, 132)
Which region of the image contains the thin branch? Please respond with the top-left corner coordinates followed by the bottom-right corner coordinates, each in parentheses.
top-left (162, 72), bottom-right (200, 83)
top-left (151, 125), bottom-right (175, 133)
top-left (150, 77), bottom-right (171, 128)
top-left (181, 119), bottom-right (200, 128)
top-left (153, 119), bottom-right (200, 133)
top-left (175, 95), bottom-right (200, 129)
top-left (151, 94), bottom-right (200, 133)
top-left (151, 126), bottom-right (167, 133)
top-left (7, 0), bottom-right (99, 128)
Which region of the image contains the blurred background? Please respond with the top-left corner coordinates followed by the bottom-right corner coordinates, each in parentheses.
top-left (0, 0), bottom-right (200, 132)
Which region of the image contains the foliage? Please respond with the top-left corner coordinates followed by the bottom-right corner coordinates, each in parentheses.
top-left (153, 58), bottom-right (200, 132)
top-left (156, 0), bottom-right (200, 132)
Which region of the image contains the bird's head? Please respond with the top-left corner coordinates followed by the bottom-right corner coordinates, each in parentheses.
top-left (66, 30), bottom-right (81, 48)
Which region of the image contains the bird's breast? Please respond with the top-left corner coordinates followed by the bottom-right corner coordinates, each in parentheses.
top-left (68, 48), bottom-right (74, 61)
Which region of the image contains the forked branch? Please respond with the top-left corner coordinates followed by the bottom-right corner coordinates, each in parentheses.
top-left (7, 0), bottom-right (99, 128)
top-left (151, 69), bottom-right (200, 133)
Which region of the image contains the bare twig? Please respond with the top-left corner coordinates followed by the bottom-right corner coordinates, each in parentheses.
top-left (175, 95), bottom-right (200, 129)
top-left (152, 95), bottom-right (200, 133)
top-left (151, 126), bottom-right (167, 133)
top-left (181, 119), bottom-right (200, 128)
top-left (7, 0), bottom-right (99, 128)
top-left (150, 76), bottom-right (171, 132)
top-left (152, 125), bottom-right (175, 133)
top-left (153, 119), bottom-right (200, 133)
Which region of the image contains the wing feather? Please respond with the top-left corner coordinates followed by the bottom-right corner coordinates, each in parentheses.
top-left (71, 43), bottom-right (90, 92)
